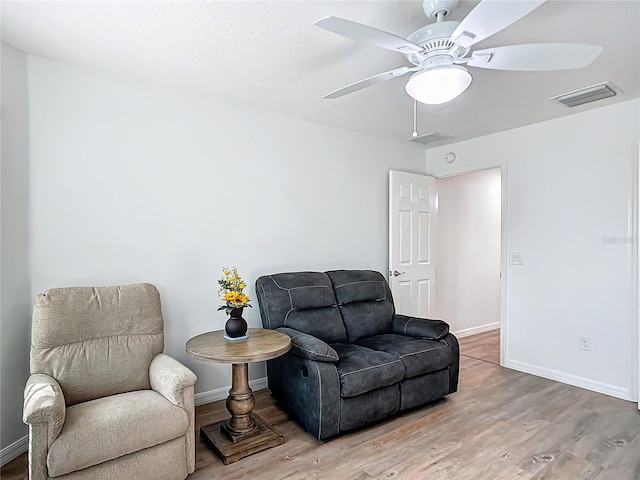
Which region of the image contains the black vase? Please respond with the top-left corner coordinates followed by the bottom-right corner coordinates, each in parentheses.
top-left (225, 307), bottom-right (248, 338)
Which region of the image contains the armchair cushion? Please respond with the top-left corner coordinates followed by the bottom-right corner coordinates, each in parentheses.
top-left (47, 390), bottom-right (188, 477)
top-left (355, 334), bottom-right (452, 379)
top-left (276, 327), bottom-right (339, 363)
top-left (392, 315), bottom-right (450, 340)
top-left (332, 344), bottom-right (404, 398)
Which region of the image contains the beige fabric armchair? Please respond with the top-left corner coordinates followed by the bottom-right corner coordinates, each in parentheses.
top-left (23, 283), bottom-right (197, 480)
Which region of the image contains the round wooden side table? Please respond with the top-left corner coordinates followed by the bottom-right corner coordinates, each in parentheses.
top-left (186, 328), bottom-right (291, 464)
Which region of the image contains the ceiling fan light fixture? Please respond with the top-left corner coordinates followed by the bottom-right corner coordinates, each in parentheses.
top-left (405, 66), bottom-right (472, 104)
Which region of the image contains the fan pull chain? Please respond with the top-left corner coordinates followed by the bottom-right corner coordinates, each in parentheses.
top-left (412, 99), bottom-right (418, 137)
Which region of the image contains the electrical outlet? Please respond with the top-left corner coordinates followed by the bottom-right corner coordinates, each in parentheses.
top-left (578, 335), bottom-right (592, 351)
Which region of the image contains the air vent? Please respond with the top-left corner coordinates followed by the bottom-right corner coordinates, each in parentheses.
top-left (407, 131), bottom-right (452, 145)
top-left (551, 81), bottom-right (619, 107)
top-left (421, 39), bottom-right (455, 52)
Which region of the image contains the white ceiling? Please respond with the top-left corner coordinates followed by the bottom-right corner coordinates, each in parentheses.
top-left (2, 0), bottom-right (639, 146)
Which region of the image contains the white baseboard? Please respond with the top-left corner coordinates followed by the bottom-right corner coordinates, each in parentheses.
top-left (504, 358), bottom-right (631, 401)
top-left (453, 322), bottom-right (500, 339)
top-left (1, 434), bottom-right (28, 467)
top-left (194, 377), bottom-right (268, 406)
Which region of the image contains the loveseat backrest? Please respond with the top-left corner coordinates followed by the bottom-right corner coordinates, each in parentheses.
top-left (255, 272), bottom-right (348, 344)
top-left (326, 270), bottom-right (395, 342)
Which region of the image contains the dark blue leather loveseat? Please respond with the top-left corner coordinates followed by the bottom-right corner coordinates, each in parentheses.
top-left (255, 269), bottom-right (459, 440)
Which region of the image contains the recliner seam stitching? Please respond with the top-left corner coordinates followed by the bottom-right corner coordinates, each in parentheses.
top-left (260, 280), bottom-right (272, 329)
top-left (292, 344), bottom-right (337, 360)
top-left (312, 361), bottom-right (323, 439)
top-left (270, 277), bottom-right (333, 292)
top-left (31, 332), bottom-right (163, 348)
top-left (339, 360), bottom-right (403, 377)
top-left (398, 346), bottom-right (446, 357)
top-left (333, 280), bottom-right (383, 289)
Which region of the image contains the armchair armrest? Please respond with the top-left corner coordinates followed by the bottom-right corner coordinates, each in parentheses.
top-left (150, 353), bottom-right (197, 474)
top-left (276, 327), bottom-right (339, 363)
top-left (149, 353), bottom-right (197, 408)
top-left (23, 374), bottom-right (66, 445)
top-left (24, 374), bottom-right (66, 480)
top-left (392, 314), bottom-right (450, 340)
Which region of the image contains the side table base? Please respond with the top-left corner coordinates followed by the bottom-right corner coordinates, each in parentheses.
top-left (200, 413), bottom-right (285, 465)
top-left (220, 420), bottom-right (260, 444)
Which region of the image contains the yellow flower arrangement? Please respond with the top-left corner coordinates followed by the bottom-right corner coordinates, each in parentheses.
top-left (217, 267), bottom-right (252, 315)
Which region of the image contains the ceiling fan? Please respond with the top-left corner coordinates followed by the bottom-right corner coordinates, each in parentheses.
top-left (315, 0), bottom-right (603, 104)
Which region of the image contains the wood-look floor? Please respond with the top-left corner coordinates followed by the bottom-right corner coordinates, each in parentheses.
top-left (459, 329), bottom-right (501, 365)
top-left (3, 330), bottom-right (640, 479)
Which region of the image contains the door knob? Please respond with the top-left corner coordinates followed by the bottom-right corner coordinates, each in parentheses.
top-left (392, 270), bottom-right (406, 277)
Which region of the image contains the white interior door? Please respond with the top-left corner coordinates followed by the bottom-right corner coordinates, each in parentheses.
top-left (389, 170), bottom-right (437, 318)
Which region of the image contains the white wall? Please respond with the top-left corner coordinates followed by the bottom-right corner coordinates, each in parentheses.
top-left (427, 99), bottom-right (640, 401)
top-left (0, 42), bottom-right (31, 458)
top-left (26, 55), bottom-right (427, 397)
top-left (437, 169), bottom-right (501, 335)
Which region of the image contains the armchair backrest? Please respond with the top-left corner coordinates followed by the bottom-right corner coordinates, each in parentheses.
top-left (255, 272), bottom-right (348, 344)
top-left (30, 283), bottom-right (164, 406)
top-left (326, 270), bottom-right (395, 342)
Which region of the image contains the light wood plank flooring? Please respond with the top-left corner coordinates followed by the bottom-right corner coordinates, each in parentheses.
top-left (459, 329), bottom-right (501, 365)
top-left (3, 330), bottom-right (639, 479)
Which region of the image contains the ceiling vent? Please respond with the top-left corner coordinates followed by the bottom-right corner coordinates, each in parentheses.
top-left (407, 131), bottom-right (452, 145)
top-left (551, 81), bottom-right (619, 107)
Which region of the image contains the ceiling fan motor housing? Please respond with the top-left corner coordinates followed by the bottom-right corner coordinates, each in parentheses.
top-left (406, 21), bottom-right (468, 68)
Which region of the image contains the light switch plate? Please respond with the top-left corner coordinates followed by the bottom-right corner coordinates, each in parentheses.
top-left (509, 252), bottom-right (524, 265)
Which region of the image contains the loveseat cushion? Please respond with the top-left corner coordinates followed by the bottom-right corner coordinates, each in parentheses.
top-left (276, 327), bottom-right (339, 362)
top-left (331, 344), bottom-right (404, 398)
top-left (355, 334), bottom-right (452, 379)
top-left (256, 273), bottom-right (348, 344)
top-left (47, 390), bottom-right (188, 477)
top-left (326, 270), bottom-right (395, 342)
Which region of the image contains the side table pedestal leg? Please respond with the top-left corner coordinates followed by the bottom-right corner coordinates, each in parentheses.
top-left (222, 363), bottom-right (256, 440)
top-left (199, 362), bottom-right (285, 464)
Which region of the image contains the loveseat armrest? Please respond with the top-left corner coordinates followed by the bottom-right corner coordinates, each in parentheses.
top-left (150, 353), bottom-right (197, 408)
top-left (276, 327), bottom-right (339, 363)
top-left (392, 314), bottom-right (450, 340)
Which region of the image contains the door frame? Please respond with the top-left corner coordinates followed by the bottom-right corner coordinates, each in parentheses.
top-left (434, 164), bottom-right (508, 367)
top-left (635, 140), bottom-right (640, 406)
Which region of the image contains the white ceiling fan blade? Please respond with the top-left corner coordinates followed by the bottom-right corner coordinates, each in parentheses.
top-left (324, 66), bottom-right (414, 99)
top-left (315, 16), bottom-right (423, 54)
top-left (451, 0), bottom-right (546, 48)
top-left (467, 43), bottom-right (603, 71)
